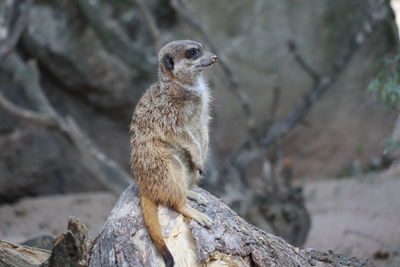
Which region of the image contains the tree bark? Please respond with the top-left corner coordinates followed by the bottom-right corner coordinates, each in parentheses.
top-left (88, 183), bottom-right (374, 267)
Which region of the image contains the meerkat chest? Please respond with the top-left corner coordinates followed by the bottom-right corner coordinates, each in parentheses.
top-left (190, 76), bottom-right (210, 122)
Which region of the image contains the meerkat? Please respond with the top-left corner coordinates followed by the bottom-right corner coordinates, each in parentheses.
top-left (130, 40), bottom-right (218, 267)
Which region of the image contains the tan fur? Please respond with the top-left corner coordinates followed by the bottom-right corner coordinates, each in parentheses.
top-left (130, 40), bottom-right (217, 267)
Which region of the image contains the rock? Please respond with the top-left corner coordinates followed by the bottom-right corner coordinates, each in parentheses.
top-left (0, 126), bottom-right (106, 203)
top-left (21, 2), bottom-right (141, 110)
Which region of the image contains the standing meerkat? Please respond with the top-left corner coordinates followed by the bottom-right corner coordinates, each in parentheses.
top-left (130, 40), bottom-right (218, 267)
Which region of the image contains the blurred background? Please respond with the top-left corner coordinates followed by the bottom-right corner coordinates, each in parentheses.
top-left (0, 0), bottom-right (399, 266)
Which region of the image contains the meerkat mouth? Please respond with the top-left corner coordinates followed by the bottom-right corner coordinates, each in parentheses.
top-left (197, 59), bottom-right (217, 68)
top-left (198, 61), bottom-right (215, 68)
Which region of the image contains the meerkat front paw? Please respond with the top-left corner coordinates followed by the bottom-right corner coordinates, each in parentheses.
top-left (187, 190), bottom-right (208, 205)
top-left (177, 204), bottom-right (213, 228)
top-left (193, 212), bottom-right (212, 227)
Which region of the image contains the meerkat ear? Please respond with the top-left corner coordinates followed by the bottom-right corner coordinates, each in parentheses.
top-left (162, 54), bottom-right (174, 71)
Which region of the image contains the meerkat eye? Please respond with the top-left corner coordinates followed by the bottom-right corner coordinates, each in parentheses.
top-left (185, 48), bottom-right (201, 59)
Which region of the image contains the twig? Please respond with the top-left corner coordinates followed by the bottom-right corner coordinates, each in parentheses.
top-left (0, 52), bottom-right (131, 195)
top-left (72, 0), bottom-right (152, 74)
top-left (0, 0), bottom-right (31, 63)
top-left (287, 40), bottom-right (320, 84)
top-left (268, 85), bottom-right (281, 125)
top-left (260, 77), bottom-right (331, 146)
top-left (132, 0), bottom-right (161, 51)
top-left (170, 0), bottom-right (255, 130)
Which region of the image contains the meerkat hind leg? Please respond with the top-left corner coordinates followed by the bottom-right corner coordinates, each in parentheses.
top-left (176, 204), bottom-right (212, 227)
top-left (187, 190), bottom-right (208, 205)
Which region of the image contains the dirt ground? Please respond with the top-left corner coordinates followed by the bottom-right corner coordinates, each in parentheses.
top-left (304, 170), bottom-right (400, 267)
top-left (0, 171), bottom-right (399, 266)
top-left (0, 192), bottom-right (117, 243)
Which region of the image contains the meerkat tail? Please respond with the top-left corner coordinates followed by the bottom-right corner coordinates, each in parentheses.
top-left (140, 195), bottom-right (174, 267)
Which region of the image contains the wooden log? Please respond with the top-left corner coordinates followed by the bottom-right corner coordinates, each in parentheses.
top-left (88, 183), bottom-right (374, 267)
top-left (0, 240), bottom-right (50, 267)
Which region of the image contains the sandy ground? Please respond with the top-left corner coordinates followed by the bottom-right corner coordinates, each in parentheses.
top-left (304, 172), bottom-right (400, 267)
top-left (0, 173), bottom-right (399, 266)
top-left (0, 192), bottom-right (117, 243)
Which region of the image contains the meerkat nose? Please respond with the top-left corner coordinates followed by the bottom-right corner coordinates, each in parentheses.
top-left (212, 55), bottom-right (218, 62)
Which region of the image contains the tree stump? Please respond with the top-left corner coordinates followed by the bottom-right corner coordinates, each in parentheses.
top-left (88, 183), bottom-right (374, 267)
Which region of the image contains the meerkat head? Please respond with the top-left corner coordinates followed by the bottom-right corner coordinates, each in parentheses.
top-left (158, 40), bottom-right (218, 84)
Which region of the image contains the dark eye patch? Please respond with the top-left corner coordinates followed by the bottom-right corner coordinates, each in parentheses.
top-left (184, 48), bottom-right (201, 59)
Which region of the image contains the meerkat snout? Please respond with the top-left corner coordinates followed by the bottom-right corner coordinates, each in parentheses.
top-left (198, 52), bottom-right (218, 68)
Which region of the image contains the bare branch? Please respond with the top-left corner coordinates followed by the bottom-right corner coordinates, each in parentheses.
top-left (261, 77), bottom-right (331, 146)
top-left (170, 0), bottom-right (255, 130)
top-left (132, 0), bottom-right (161, 51)
top-left (219, 0), bottom-right (390, 203)
top-left (268, 84), bottom-right (281, 124)
top-left (63, 116), bottom-right (133, 195)
top-left (260, 2), bottom-right (389, 147)
top-left (72, 0), bottom-right (152, 74)
top-left (2, 53), bottom-right (59, 118)
top-left (0, 0), bottom-right (31, 63)
top-left (0, 91), bottom-right (56, 127)
top-left (0, 52), bottom-right (131, 195)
